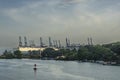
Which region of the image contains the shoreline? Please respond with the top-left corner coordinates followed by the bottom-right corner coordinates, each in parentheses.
top-left (0, 58), bottom-right (119, 66)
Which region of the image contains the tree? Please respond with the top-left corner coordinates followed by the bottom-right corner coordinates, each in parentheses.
top-left (103, 42), bottom-right (120, 63)
top-left (3, 50), bottom-right (14, 59)
top-left (27, 50), bottom-right (41, 59)
top-left (91, 45), bottom-right (114, 61)
top-left (41, 48), bottom-right (58, 58)
top-left (77, 46), bottom-right (90, 61)
top-left (14, 50), bottom-right (22, 59)
top-left (103, 42), bottom-right (120, 55)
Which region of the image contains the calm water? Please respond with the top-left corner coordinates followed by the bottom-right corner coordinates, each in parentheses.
top-left (0, 59), bottom-right (120, 80)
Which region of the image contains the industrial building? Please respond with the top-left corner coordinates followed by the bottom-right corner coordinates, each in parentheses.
top-left (17, 36), bottom-right (93, 52)
top-left (17, 36), bottom-right (59, 52)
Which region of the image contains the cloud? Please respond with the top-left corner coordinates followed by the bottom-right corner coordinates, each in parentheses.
top-left (0, 0), bottom-right (120, 48)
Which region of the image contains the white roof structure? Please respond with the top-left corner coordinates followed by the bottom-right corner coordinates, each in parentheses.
top-left (18, 47), bottom-right (59, 52)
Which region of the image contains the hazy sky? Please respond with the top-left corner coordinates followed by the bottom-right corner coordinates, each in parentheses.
top-left (0, 0), bottom-right (120, 48)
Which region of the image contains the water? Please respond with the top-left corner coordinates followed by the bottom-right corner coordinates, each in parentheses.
top-left (0, 59), bottom-right (120, 80)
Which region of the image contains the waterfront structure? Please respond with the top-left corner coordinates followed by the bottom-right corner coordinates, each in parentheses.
top-left (58, 40), bottom-right (61, 48)
top-left (49, 37), bottom-right (52, 47)
top-left (24, 36), bottom-right (28, 47)
top-left (19, 36), bottom-right (22, 47)
top-left (18, 46), bottom-right (58, 52)
top-left (87, 37), bottom-right (93, 46)
top-left (17, 36), bottom-right (94, 52)
top-left (66, 38), bottom-right (70, 47)
top-left (17, 37), bottom-right (59, 53)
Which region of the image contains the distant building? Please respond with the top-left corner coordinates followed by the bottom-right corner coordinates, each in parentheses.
top-left (17, 36), bottom-right (59, 52)
top-left (17, 47), bottom-right (59, 53)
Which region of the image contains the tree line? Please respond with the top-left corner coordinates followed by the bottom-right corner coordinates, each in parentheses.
top-left (0, 42), bottom-right (120, 64)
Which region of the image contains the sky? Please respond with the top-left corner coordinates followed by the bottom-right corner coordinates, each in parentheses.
top-left (0, 0), bottom-right (120, 48)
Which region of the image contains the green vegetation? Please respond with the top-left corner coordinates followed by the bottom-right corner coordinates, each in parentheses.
top-left (0, 42), bottom-right (120, 65)
top-left (41, 48), bottom-right (62, 59)
top-left (14, 50), bottom-right (22, 59)
top-left (2, 50), bottom-right (14, 59)
top-left (28, 50), bottom-right (40, 59)
top-left (103, 42), bottom-right (120, 63)
top-left (56, 42), bottom-right (120, 65)
top-left (0, 50), bottom-right (22, 59)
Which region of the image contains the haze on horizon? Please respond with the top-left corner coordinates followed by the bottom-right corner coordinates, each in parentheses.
top-left (0, 0), bottom-right (120, 48)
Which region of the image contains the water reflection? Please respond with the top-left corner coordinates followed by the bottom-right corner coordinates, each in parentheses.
top-left (34, 69), bottom-right (37, 80)
top-left (33, 64), bottom-right (37, 80)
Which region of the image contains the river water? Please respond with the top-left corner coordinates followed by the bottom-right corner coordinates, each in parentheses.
top-left (0, 59), bottom-right (119, 80)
